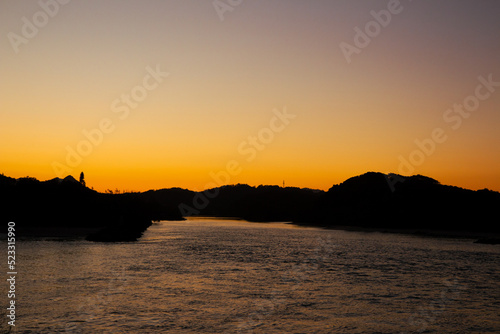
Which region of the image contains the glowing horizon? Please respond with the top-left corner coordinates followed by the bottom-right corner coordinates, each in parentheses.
top-left (1, 1), bottom-right (500, 193)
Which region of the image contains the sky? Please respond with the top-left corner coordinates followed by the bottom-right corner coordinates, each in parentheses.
top-left (1, 0), bottom-right (499, 192)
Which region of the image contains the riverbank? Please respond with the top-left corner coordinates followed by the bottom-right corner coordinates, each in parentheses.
top-left (288, 221), bottom-right (500, 243)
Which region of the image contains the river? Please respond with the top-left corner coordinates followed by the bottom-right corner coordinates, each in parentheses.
top-left (3, 217), bottom-right (499, 333)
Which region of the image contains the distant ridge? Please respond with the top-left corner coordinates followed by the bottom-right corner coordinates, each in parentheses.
top-left (303, 172), bottom-right (500, 233)
top-left (128, 171), bottom-right (500, 234)
top-left (1, 172), bottom-right (499, 240)
top-left (0, 173), bottom-right (182, 241)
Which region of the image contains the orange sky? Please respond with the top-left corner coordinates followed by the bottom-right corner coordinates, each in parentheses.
top-left (1, 1), bottom-right (500, 192)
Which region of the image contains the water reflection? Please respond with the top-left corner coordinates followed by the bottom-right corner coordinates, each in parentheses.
top-left (5, 218), bottom-right (500, 333)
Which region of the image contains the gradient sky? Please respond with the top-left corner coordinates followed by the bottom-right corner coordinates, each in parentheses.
top-left (1, 0), bottom-right (499, 192)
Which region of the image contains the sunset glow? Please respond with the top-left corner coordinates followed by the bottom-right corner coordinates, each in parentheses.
top-left (1, 0), bottom-right (499, 192)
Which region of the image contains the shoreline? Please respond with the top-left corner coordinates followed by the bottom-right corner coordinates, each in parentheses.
top-left (4, 218), bottom-right (499, 244)
top-left (288, 221), bottom-right (500, 242)
top-left (182, 216), bottom-right (500, 243)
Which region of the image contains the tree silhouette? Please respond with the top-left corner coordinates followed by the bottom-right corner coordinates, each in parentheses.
top-left (79, 172), bottom-right (86, 187)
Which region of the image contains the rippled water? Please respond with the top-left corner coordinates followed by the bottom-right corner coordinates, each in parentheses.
top-left (2, 217), bottom-right (499, 333)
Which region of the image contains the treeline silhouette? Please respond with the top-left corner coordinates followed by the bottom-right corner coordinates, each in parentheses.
top-left (1, 172), bottom-right (499, 241)
top-left (147, 172), bottom-right (499, 234)
top-left (0, 174), bottom-right (182, 241)
top-left (296, 172), bottom-right (500, 233)
top-left (177, 184), bottom-right (323, 222)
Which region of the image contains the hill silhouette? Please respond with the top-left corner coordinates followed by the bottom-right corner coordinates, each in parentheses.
top-left (1, 172), bottom-right (499, 241)
top-left (0, 173), bottom-right (182, 241)
top-left (296, 172), bottom-right (500, 234)
top-left (161, 172), bottom-right (499, 235)
top-left (178, 184), bottom-right (324, 222)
